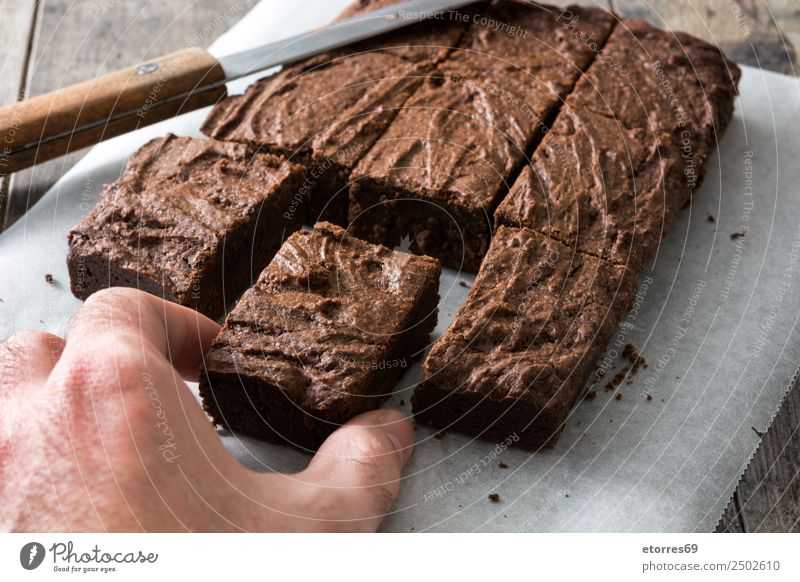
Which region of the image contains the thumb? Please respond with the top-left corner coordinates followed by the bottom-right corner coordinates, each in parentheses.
top-left (296, 409), bottom-right (414, 531)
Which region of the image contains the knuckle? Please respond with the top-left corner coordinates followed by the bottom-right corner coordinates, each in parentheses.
top-left (0, 331), bottom-right (61, 389)
top-left (341, 425), bottom-right (396, 462)
top-left (49, 338), bottom-right (152, 399)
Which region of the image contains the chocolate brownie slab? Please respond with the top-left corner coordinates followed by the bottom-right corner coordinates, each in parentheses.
top-left (67, 134), bottom-right (304, 319)
top-left (412, 226), bottom-right (636, 450)
top-left (201, 51), bottom-right (425, 225)
top-left (348, 3), bottom-right (616, 271)
top-left (199, 222), bottom-right (440, 450)
top-left (495, 105), bottom-right (687, 271)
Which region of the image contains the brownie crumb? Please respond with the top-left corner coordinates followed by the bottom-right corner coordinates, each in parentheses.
top-left (488, 493), bottom-right (500, 503)
top-left (459, 281), bottom-right (468, 288)
top-left (433, 431), bottom-right (445, 440)
top-left (498, 462), bottom-right (509, 469)
top-left (44, 273), bottom-right (55, 284)
top-left (585, 389), bottom-right (597, 400)
top-left (646, 394), bottom-right (653, 401)
top-left (707, 214), bottom-right (716, 223)
top-left (622, 344), bottom-right (647, 375)
top-left (399, 399), bottom-right (405, 406)
top-left (730, 231), bottom-right (747, 240)
top-left (605, 367), bottom-right (628, 391)
top-left (615, 393), bottom-right (623, 401)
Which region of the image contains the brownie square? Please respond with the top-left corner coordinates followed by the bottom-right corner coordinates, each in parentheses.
top-left (67, 134), bottom-right (304, 319)
top-left (348, 2), bottom-right (616, 272)
top-left (412, 226), bottom-right (637, 450)
top-left (566, 18), bottom-right (741, 189)
top-left (495, 105), bottom-right (688, 271)
top-left (200, 51), bottom-right (425, 225)
top-left (349, 74), bottom-right (540, 272)
top-left (199, 222), bottom-right (441, 450)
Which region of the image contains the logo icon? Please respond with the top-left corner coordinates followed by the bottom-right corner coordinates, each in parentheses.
top-left (20, 542), bottom-right (45, 570)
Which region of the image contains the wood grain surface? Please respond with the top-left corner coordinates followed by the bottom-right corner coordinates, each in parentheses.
top-left (0, 0), bottom-right (797, 532)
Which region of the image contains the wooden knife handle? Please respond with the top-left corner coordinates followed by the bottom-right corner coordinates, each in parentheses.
top-left (0, 47), bottom-right (227, 174)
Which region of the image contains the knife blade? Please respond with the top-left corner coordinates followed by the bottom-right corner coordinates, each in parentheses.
top-left (0, 0), bottom-right (478, 174)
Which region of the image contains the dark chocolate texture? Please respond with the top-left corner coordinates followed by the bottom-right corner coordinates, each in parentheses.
top-left (67, 134), bottom-right (304, 319)
top-left (349, 3), bottom-right (616, 271)
top-left (201, 51), bottom-right (425, 225)
top-left (412, 226), bottom-right (637, 450)
top-left (200, 222), bottom-right (441, 450)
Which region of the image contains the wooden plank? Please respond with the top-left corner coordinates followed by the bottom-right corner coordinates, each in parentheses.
top-left (729, 381), bottom-right (800, 532)
top-left (0, 0), bottom-right (38, 226)
top-left (3, 0), bottom-right (257, 229)
top-left (613, 0), bottom-right (798, 76)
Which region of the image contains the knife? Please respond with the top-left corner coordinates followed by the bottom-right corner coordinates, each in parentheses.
top-left (0, 0), bottom-right (478, 174)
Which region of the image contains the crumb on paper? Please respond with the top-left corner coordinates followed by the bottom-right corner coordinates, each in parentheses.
top-left (488, 493), bottom-right (500, 503)
top-left (605, 367), bottom-right (628, 391)
top-left (459, 280), bottom-right (468, 288)
top-left (433, 431), bottom-right (445, 440)
top-left (498, 462), bottom-right (508, 469)
top-left (585, 389), bottom-right (597, 400)
top-left (707, 214), bottom-right (715, 223)
top-left (615, 393), bottom-right (623, 401)
top-left (730, 231), bottom-right (747, 240)
top-left (44, 273), bottom-right (54, 284)
top-left (622, 343), bottom-right (647, 374)
top-left (646, 394), bottom-right (653, 401)
top-left (399, 399), bottom-right (405, 406)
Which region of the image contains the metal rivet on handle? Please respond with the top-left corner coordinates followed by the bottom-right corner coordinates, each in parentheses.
top-left (137, 63), bottom-right (159, 75)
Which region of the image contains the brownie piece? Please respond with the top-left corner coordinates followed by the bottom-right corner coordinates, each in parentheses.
top-left (335, 0), bottom-right (472, 65)
top-left (67, 134), bottom-right (304, 319)
top-left (495, 105), bottom-right (688, 271)
top-left (349, 74), bottom-right (540, 272)
top-left (201, 51), bottom-right (425, 225)
top-left (348, 3), bottom-right (616, 271)
top-left (199, 222), bottom-right (441, 450)
top-left (412, 226), bottom-right (636, 450)
top-left (566, 18), bottom-right (741, 189)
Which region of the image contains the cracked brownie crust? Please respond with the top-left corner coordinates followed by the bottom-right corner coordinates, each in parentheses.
top-left (413, 225), bottom-right (637, 450)
top-left (201, 51), bottom-right (425, 225)
top-left (200, 222), bottom-right (440, 450)
top-left (67, 134), bottom-right (304, 319)
top-left (348, 2), bottom-right (616, 271)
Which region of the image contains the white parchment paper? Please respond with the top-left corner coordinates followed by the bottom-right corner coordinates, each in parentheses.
top-left (1, 0), bottom-right (799, 532)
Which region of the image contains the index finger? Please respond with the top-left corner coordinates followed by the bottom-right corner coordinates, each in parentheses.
top-left (65, 287), bottom-right (221, 380)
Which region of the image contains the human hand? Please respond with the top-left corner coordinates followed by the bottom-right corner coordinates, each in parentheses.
top-left (0, 288), bottom-right (414, 532)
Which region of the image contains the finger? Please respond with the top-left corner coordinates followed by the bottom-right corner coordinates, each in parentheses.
top-left (67, 287), bottom-right (220, 379)
top-left (0, 330), bottom-right (65, 391)
top-left (294, 409), bottom-right (414, 531)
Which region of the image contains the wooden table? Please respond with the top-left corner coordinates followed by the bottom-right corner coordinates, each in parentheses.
top-left (0, 0), bottom-right (797, 532)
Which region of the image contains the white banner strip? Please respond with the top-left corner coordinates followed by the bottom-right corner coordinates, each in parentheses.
top-left (1, 533), bottom-right (797, 581)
